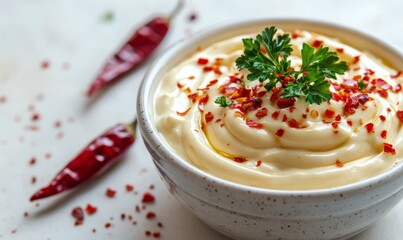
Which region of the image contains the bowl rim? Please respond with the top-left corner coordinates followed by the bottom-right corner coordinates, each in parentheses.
top-left (137, 18), bottom-right (403, 197)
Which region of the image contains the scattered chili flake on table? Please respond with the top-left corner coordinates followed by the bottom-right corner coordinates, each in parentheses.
top-left (23, 211), bottom-right (29, 217)
top-left (256, 160), bottom-right (262, 167)
top-left (104, 222), bottom-right (112, 229)
top-left (105, 188), bottom-right (116, 198)
top-left (153, 232), bottom-right (161, 238)
top-left (142, 192), bottom-right (155, 203)
top-left (145, 230), bottom-right (152, 236)
top-left (29, 157), bottom-right (36, 165)
top-left (188, 12), bottom-right (197, 21)
top-left (71, 207), bottom-right (84, 224)
top-left (31, 176), bottom-right (37, 184)
top-left (85, 204), bottom-right (97, 215)
top-left (125, 184), bottom-right (134, 192)
top-left (146, 211), bottom-right (156, 219)
top-left (41, 60), bottom-right (49, 69)
top-left (0, 96), bottom-right (6, 103)
top-left (31, 113), bottom-right (40, 121)
top-left (158, 222), bottom-right (163, 228)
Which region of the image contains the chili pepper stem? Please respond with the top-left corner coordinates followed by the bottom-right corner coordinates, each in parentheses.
top-left (166, 0), bottom-right (184, 23)
top-left (124, 118), bottom-right (137, 137)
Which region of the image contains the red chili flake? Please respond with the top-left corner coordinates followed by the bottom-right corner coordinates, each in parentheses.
top-left (203, 66), bottom-right (213, 72)
top-left (145, 231), bottom-right (152, 236)
top-left (255, 108), bottom-right (268, 119)
top-left (335, 159), bottom-right (344, 167)
top-left (277, 98), bottom-right (295, 109)
top-left (198, 95), bottom-right (209, 112)
top-left (189, 12), bottom-right (197, 21)
top-left (312, 39), bottom-right (323, 48)
top-left (358, 94), bottom-right (370, 104)
top-left (153, 232), bottom-right (161, 238)
top-left (387, 108), bottom-right (392, 112)
top-left (31, 113), bottom-right (40, 121)
top-left (396, 110), bottom-right (403, 122)
top-left (74, 220), bottom-right (82, 228)
top-left (379, 115), bottom-right (386, 122)
top-left (233, 111), bottom-right (245, 119)
top-left (105, 188), bottom-right (116, 198)
top-left (275, 129), bottom-right (285, 137)
top-left (176, 82), bottom-right (184, 89)
top-left (353, 55), bottom-right (361, 64)
top-left (197, 58), bottom-right (209, 65)
top-left (377, 89), bottom-right (388, 98)
top-left (246, 120), bottom-right (263, 129)
top-left (54, 120), bottom-right (62, 128)
top-left (120, 213), bottom-right (126, 220)
top-left (44, 152), bottom-right (51, 159)
top-left (11, 229), bottom-right (17, 234)
top-left (334, 115), bottom-right (341, 121)
top-left (0, 96), bottom-right (6, 103)
top-left (233, 157), bottom-right (247, 163)
top-left (383, 143), bottom-right (396, 154)
top-left (125, 184), bottom-right (134, 192)
top-left (29, 157), bottom-right (36, 165)
top-left (212, 65), bottom-right (222, 75)
top-left (149, 184), bottom-right (155, 190)
top-left (142, 192), bottom-right (155, 203)
top-left (282, 114), bottom-right (288, 122)
top-left (330, 122), bottom-right (339, 130)
top-left (188, 75), bottom-right (195, 80)
top-left (23, 211), bottom-right (29, 217)
top-left (41, 60), bottom-right (49, 69)
top-left (207, 79), bottom-right (218, 87)
top-left (324, 109), bottom-right (335, 118)
top-left (176, 107), bottom-right (191, 116)
top-left (146, 211), bottom-right (156, 219)
top-left (31, 176), bottom-right (37, 184)
top-left (92, 228), bottom-right (96, 233)
top-left (288, 119), bottom-right (299, 128)
top-left (85, 204), bottom-right (97, 215)
top-left (270, 111), bottom-right (280, 120)
top-left (381, 130), bottom-right (387, 139)
top-left (364, 123), bottom-right (374, 133)
top-left (256, 160), bottom-right (262, 167)
top-left (205, 112), bottom-right (214, 123)
top-left (71, 207), bottom-right (84, 221)
top-left (291, 31), bottom-right (300, 39)
top-left (132, 220), bottom-right (137, 225)
top-left (158, 222), bottom-right (163, 228)
top-left (105, 222), bottom-right (111, 228)
top-left (336, 48), bottom-right (344, 53)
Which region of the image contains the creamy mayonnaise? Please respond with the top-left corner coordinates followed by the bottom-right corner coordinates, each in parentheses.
top-left (154, 29), bottom-right (403, 190)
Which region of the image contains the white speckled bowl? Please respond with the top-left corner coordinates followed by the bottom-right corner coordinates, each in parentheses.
top-left (137, 19), bottom-right (403, 240)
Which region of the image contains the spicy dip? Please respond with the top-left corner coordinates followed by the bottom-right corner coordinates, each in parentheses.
top-left (153, 28), bottom-right (403, 190)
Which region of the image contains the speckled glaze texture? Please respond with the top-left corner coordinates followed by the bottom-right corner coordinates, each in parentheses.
top-left (137, 19), bottom-right (403, 240)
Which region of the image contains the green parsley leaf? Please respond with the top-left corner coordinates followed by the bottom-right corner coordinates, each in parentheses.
top-left (214, 96), bottom-right (233, 107)
top-left (235, 26), bottom-right (348, 105)
top-left (358, 80), bottom-right (366, 90)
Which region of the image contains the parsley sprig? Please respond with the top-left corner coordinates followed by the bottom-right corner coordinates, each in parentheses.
top-left (235, 26), bottom-right (348, 104)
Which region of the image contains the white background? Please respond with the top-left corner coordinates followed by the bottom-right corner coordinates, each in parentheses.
top-left (0, 0), bottom-right (402, 239)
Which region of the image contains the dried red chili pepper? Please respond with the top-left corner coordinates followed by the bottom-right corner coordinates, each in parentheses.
top-left (30, 120), bottom-right (137, 201)
top-left (87, 1), bottom-right (183, 96)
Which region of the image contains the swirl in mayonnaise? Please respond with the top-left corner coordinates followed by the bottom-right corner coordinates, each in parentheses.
top-left (154, 29), bottom-right (403, 190)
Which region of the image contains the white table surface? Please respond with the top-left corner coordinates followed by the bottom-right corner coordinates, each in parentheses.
top-left (1, 0), bottom-right (402, 239)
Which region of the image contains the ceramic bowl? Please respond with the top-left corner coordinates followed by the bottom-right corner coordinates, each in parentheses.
top-left (137, 19), bottom-right (403, 240)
